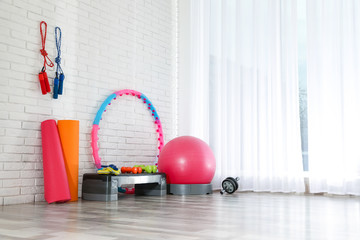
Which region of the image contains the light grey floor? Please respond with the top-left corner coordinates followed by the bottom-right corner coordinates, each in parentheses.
top-left (0, 192), bottom-right (359, 240)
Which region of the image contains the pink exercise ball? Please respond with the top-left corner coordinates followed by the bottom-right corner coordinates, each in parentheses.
top-left (158, 136), bottom-right (216, 184)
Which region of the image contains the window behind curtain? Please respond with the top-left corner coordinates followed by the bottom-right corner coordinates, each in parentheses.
top-left (298, 0), bottom-right (308, 171)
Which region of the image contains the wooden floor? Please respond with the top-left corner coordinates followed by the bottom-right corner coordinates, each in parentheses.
top-left (0, 192), bottom-right (359, 240)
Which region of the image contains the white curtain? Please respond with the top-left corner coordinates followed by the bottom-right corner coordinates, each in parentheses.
top-left (307, 0), bottom-right (360, 195)
top-left (179, 0), bottom-right (305, 192)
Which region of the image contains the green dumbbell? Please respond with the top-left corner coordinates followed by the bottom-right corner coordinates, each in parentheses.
top-left (144, 165), bottom-right (152, 173)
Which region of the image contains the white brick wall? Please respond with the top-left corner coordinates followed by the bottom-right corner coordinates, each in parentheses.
top-left (0, 0), bottom-right (178, 205)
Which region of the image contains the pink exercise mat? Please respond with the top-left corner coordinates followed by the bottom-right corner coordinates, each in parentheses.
top-left (41, 119), bottom-right (70, 203)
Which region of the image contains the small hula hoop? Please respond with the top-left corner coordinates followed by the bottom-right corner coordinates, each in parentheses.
top-left (91, 89), bottom-right (164, 169)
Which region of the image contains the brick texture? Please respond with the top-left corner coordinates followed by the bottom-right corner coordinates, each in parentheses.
top-left (0, 0), bottom-right (178, 205)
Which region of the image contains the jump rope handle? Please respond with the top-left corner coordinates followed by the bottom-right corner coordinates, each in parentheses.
top-left (58, 73), bottom-right (65, 95)
top-left (38, 72), bottom-right (47, 95)
top-left (39, 68), bottom-right (51, 95)
top-left (53, 74), bottom-right (59, 99)
top-left (43, 71), bottom-right (50, 93)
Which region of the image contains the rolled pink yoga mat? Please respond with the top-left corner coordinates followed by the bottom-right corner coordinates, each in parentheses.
top-left (41, 119), bottom-right (71, 203)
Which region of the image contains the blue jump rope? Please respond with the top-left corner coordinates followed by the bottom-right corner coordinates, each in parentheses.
top-left (53, 27), bottom-right (65, 99)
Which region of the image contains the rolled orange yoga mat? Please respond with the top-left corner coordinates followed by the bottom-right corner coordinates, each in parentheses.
top-left (41, 120), bottom-right (71, 203)
top-left (58, 120), bottom-right (79, 202)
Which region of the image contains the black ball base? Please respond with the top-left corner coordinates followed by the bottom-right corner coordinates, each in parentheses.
top-left (167, 184), bottom-right (212, 195)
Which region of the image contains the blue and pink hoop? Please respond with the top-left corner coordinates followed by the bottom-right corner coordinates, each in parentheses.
top-left (91, 89), bottom-right (164, 169)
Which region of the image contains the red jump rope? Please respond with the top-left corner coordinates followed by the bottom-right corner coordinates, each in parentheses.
top-left (39, 21), bottom-right (54, 95)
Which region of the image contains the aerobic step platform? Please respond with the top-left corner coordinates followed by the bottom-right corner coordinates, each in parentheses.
top-left (82, 173), bottom-right (167, 201)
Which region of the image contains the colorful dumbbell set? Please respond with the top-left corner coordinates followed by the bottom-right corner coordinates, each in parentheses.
top-left (97, 164), bottom-right (157, 175)
top-left (121, 165), bottom-right (157, 174)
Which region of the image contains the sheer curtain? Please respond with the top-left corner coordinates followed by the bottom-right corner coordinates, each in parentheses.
top-left (179, 0), bottom-right (305, 192)
top-left (307, 0), bottom-right (360, 195)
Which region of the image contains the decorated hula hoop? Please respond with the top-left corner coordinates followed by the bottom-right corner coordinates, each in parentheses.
top-left (91, 89), bottom-right (164, 169)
